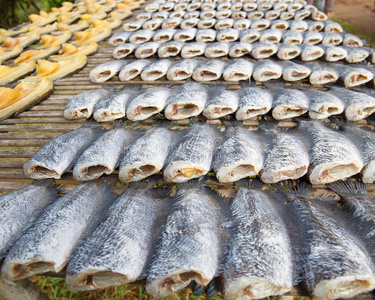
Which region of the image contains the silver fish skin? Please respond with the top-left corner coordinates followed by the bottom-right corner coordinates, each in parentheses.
top-left (265, 10), bottom-right (281, 20)
top-left (173, 28), bottom-right (197, 42)
top-left (73, 128), bottom-right (134, 181)
top-left (247, 11), bottom-right (265, 20)
top-left (119, 127), bottom-right (174, 182)
top-left (129, 29), bottom-right (155, 44)
top-left (233, 18), bottom-right (251, 29)
top-left (0, 180), bottom-right (56, 259)
top-left (229, 42), bottom-right (253, 58)
top-left (239, 29), bottom-right (260, 43)
top-left (1, 182), bottom-right (113, 280)
top-left (108, 32), bottom-right (131, 46)
top-left (201, 2), bottom-right (216, 10)
top-left (183, 12), bottom-right (200, 19)
top-left (303, 31), bottom-right (323, 45)
top-left (158, 41), bottom-right (183, 58)
top-left (294, 9), bottom-right (311, 20)
top-left (164, 123), bottom-right (216, 182)
top-left (271, 20), bottom-right (289, 30)
top-left (223, 58), bottom-right (254, 81)
top-left (112, 43), bottom-right (138, 59)
top-left (232, 11), bottom-right (247, 20)
top-left (311, 10), bottom-right (328, 21)
top-left (146, 187), bottom-right (221, 298)
top-left (289, 20), bottom-right (308, 32)
top-left (181, 42), bottom-right (206, 58)
top-left (203, 88), bottom-right (239, 119)
top-left (299, 120), bottom-right (364, 184)
top-left (167, 58), bottom-right (199, 81)
top-left (89, 61), bottom-right (127, 83)
top-left (307, 62), bottom-right (339, 85)
top-left (123, 20), bottom-right (145, 32)
top-left (180, 17), bottom-right (199, 29)
top-left (136, 12), bottom-right (152, 21)
top-left (251, 42), bottom-right (278, 59)
top-left (153, 28), bottom-right (177, 43)
top-left (205, 42), bottom-right (230, 58)
top-left (200, 10), bottom-right (216, 20)
top-left (143, 19), bottom-right (164, 30)
top-left (170, 11), bottom-right (186, 19)
top-left (231, 2), bottom-right (243, 11)
top-left (277, 44), bottom-right (301, 60)
top-left (279, 185), bottom-right (375, 300)
top-left (261, 125), bottom-right (309, 183)
top-left (222, 185), bottom-right (294, 299)
top-left (186, 2), bottom-right (201, 11)
top-left (64, 89), bottom-right (111, 120)
top-left (342, 33), bottom-right (363, 47)
top-left (343, 46), bottom-right (370, 63)
top-left (271, 88), bottom-right (310, 120)
top-left (260, 29), bottom-right (283, 43)
top-left (329, 86), bottom-right (375, 121)
top-left (145, 3), bottom-right (159, 12)
top-left (322, 32), bottom-right (343, 46)
top-left (135, 42), bottom-right (160, 59)
top-left (24, 126), bottom-right (101, 180)
top-left (126, 86), bottom-right (171, 121)
top-left (196, 28), bottom-right (217, 42)
top-left (282, 30), bottom-right (303, 45)
top-left (141, 59), bottom-right (172, 81)
top-left (216, 28), bottom-right (240, 42)
top-left (273, 3), bottom-right (288, 11)
top-left (304, 90), bottom-right (344, 120)
top-left (236, 87), bottom-right (273, 120)
top-left (253, 59), bottom-right (283, 82)
top-left (243, 2), bottom-right (257, 11)
top-left (93, 88), bottom-right (138, 122)
top-left (214, 18), bottom-right (234, 30)
top-left (216, 10), bottom-right (233, 20)
top-left (217, 2), bottom-right (231, 10)
top-left (159, 2), bottom-right (175, 11)
top-left (192, 59), bottom-right (227, 82)
top-left (250, 18), bottom-right (271, 31)
top-left (152, 12), bottom-right (169, 20)
top-left (259, 2), bottom-right (273, 10)
top-left (66, 188), bottom-right (159, 291)
top-left (307, 21), bottom-right (324, 32)
top-left (279, 11), bottom-right (295, 20)
top-left (162, 17), bottom-right (183, 29)
top-left (299, 44), bottom-right (324, 61)
top-left (118, 59), bottom-right (151, 81)
top-left (281, 60), bottom-right (311, 81)
top-left (174, 2), bottom-right (188, 11)
top-left (164, 82), bottom-right (208, 120)
top-left (324, 20), bottom-right (343, 33)
top-left (304, 4), bottom-right (318, 11)
top-left (287, 2), bottom-right (303, 11)
top-left (213, 126), bottom-right (265, 182)
top-left (197, 19), bottom-right (217, 29)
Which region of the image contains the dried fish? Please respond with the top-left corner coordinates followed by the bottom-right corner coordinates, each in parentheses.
top-left (229, 42), bottom-right (253, 57)
top-left (253, 59), bottom-right (283, 81)
top-left (123, 20), bottom-right (145, 32)
top-left (251, 18), bottom-right (271, 30)
top-left (153, 28), bottom-right (177, 43)
top-left (277, 44), bottom-right (301, 60)
top-left (203, 88), bottom-right (239, 119)
top-left (108, 32), bottom-right (131, 46)
top-left (282, 61), bottom-right (311, 81)
top-left (89, 61), bottom-right (127, 83)
top-left (174, 28), bottom-right (197, 42)
top-left (135, 42), bottom-right (160, 59)
top-left (236, 87), bottom-right (273, 120)
top-left (119, 59), bottom-right (150, 81)
top-left (260, 29), bottom-right (283, 43)
top-left (215, 18), bottom-right (235, 30)
top-left (216, 28), bottom-right (240, 42)
top-left (251, 42), bottom-right (278, 59)
top-left (143, 18), bottom-right (163, 30)
top-left (271, 87), bottom-right (310, 119)
top-left (158, 41), bottom-right (183, 58)
top-left (282, 31), bottom-right (303, 45)
top-left (299, 44), bottom-right (324, 61)
top-left (129, 29), bottom-right (155, 44)
top-left (205, 42), bottom-right (230, 58)
top-left (303, 31), bottom-right (323, 45)
top-left (233, 18), bottom-right (251, 29)
top-left (181, 42), bottom-right (207, 58)
top-left (181, 17), bottom-right (200, 28)
top-left (192, 59), bottom-right (227, 81)
top-left (112, 43), bottom-right (138, 59)
top-left (305, 89), bottom-right (344, 119)
top-left (223, 59), bottom-right (254, 81)
top-left (167, 58), bottom-right (200, 81)
top-left (239, 28), bottom-right (260, 43)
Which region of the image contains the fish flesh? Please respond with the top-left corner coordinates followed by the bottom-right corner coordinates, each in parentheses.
top-left (1, 182), bottom-right (113, 280)
top-left (167, 58), bottom-right (200, 81)
top-left (89, 60), bottom-right (127, 83)
top-left (93, 87), bottom-right (138, 122)
top-left (248, 11), bottom-right (265, 20)
top-left (232, 11), bottom-right (247, 20)
top-left (329, 86), bottom-right (375, 121)
top-left (24, 125), bottom-right (102, 179)
top-left (197, 19), bottom-right (217, 29)
top-left (159, 2), bottom-right (175, 11)
top-left (229, 42), bottom-right (253, 58)
top-left (260, 29), bottom-right (283, 43)
top-left (280, 11), bottom-right (295, 20)
top-left (135, 42), bottom-right (160, 58)
top-left (153, 28), bottom-right (177, 43)
top-left (277, 44), bottom-right (301, 60)
top-left (136, 12), bottom-right (152, 20)
top-left (162, 17), bottom-right (183, 29)
top-left (112, 43), bottom-right (138, 59)
top-left (119, 125), bottom-right (174, 182)
top-left (200, 10), bottom-right (216, 20)
top-left (303, 31), bottom-right (323, 45)
top-left (298, 120), bottom-right (364, 184)
top-left (108, 32), bottom-right (131, 46)
top-left (305, 89), bottom-right (344, 119)
top-left (127, 86), bottom-right (171, 120)
top-left (195, 29), bottom-right (217, 43)
top-left (0, 180), bottom-right (56, 259)
top-left (236, 87), bottom-right (273, 120)
top-left (205, 42), bottom-right (230, 58)
top-left (265, 10), bottom-right (281, 20)
top-left (276, 182), bottom-right (375, 300)
top-left (308, 62), bottom-right (339, 85)
top-left (140, 59), bottom-right (173, 81)
top-left (73, 127), bottom-right (135, 181)
top-left (233, 18), bottom-right (251, 29)
top-left (289, 20), bottom-right (308, 32)
top-left (282, 31), bottom-right (303, 45)
top-left (146, 185), bottom-right (221, 298)
top-left (164, 83), bottom-right (208, 120)
top-left (64, 88), bottom-right (111, 120)
top-left (213, 126), bottom-right (265, 182)
top-left (152, 12), bottom-right (170, 20)
top-left (243, 2), bottom-right (257, 11)
top-left (299, 44), bottom-right (324, 61)
top-left (203, 88), bottom-right (239, 119)
top-left (119, 59), bottom-right (151, 81)
top-left (271, 87), bottom-right (310, 119)
top-left (322, 32), bottom-right (343, 46)
top-left (223, 59), bottom-right (254, 81)
top-left (180, 17), bottom-right (199, 28)
top-left (184, 12), bottom-right (200, 19)
top-left (173, 28), bottom-right (197, 42)
top-left (281, 60), bottom-right (311, 81)
top-left (145, 3), bottom-right (159, 12)
top-left (342, 33), bottom-right (363, 47)
top-left (251, 19), bottom-right (271, 30)
top-left (216, 28), bottom-right (240, 42)
top-left (164, 123), bottom-right (216, 182)
top-left (215, 18), bottom-right (235, 30)
top-left (271, 20), bottom-right (289, 30)
top-left (181, 42), bottom-right (207, 58)
top-left (252, 59), bottom-right (283, 81)
top-left (129, 29), bottom-right (155, 44)
top-left (344, 46), bottom-right (370, 63)
top-left (307, 21), bottom-right (324, 32)
top-left (222, 180), bottom-right (294, 299)
top-left (170, 11), bottom-right (186, 18)
top-left (192, 59), bottom-right (227, 81)
top-left (158, 41), bottom-right (183, 58)
top-left (251, 42), bottom-right (278, 59)
top-left (260, 123), bottom-right (309, 183)
top-left (123, 20), bottom-right (145, 31)
top-left (324, 20), bottom-right (343, 33)
top-left (66, 186), bottom-right (163, 291)
top-left (239, 29), bottom-right (261, 43)
top-left (295, 9), bottom-right (311, 20)
top-left (143, 18), bottom-right (163, 30)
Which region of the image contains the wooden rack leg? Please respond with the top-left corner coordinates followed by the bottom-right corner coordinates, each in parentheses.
top-left (0, 276), bottom-right (49, 300)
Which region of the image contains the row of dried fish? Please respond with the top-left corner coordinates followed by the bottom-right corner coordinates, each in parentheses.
top-left (23, 118), bottom-right (375, 184)
top-left (65, 83), bottom-right (375, 122)
top-left (2, 178), bottom-right (375, 300)
top-left (154, 0), bottom-right (309, 4)
top-left (123, 17), bottom-right (339, 32)
top-left (89, 58), bottom-right (375, 88)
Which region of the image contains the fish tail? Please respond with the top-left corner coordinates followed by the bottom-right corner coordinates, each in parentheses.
top-left (128, 175), bottom-right (159, 189)
top-left (152, 118), bottom-right (174, 128)
top-left (258, 117), bottom-right (278, 131)
top-left (175, 176), bottom-right (206, 190)
top-left (272, 179), bottom-right (312, 199)
top-left (32, 178), bottom-right (54, 186)
top-left (327, 179), bottom-right (367, 198)
top-left (235, 178), bottom-right (264, 190)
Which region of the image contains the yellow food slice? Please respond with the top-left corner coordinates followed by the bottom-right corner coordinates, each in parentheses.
top-left (40, 31), bottom-right (72, 47)
top-left (73, 26), bottom-right (111, 45)
top-left (109, 8), bottom-right (133, 20)
top-left (3, 32), bottom-right (40, 49)
top-left (0, 46), bottom-right (23, 62)
top-left (28, 22), bottom-right (58, 35)
top-left (105, 18), bottom-right (122, 29)
top-left (14, 44), bottom-right (60, 64)
top-left (50, 42), bottom-right (97, 61)
top-left (57, 20), bottom-right (89, 33)
top-left (0, 61), bottom-right (36, 85)
top-left (80, 11), bottom-right (107, 23)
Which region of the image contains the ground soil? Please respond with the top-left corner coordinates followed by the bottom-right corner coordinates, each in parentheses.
top-left (334, 0), bottom-right (375, 36)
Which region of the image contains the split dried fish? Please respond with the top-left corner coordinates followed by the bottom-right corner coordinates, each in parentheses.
top-left (119, 59), bottom-right (151, 81)
top-left (203, 88), bottom-right (239, 119)
top-left (89, 60), bottom-right (127, 83)
top-left (192, 59), bottom-right (227, 81)
top-left (167, 58), bottom-right (200, 81)
top-left (236, 87), bottom-right (273, 120)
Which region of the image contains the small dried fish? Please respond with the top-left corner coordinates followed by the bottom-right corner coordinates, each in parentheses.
top-left (196, 29), bottom-right (217, 42)
top-left (260, 29), bottom-right (283, 43)
top-left (89, 61), bottom-right (127, 83)
top-left (152, 11), bottom-right (170, 20)
top-left (108, 32), bottom-right (131, 46)
top-left (308, 62), bottom-right (339, 85)
top-left (112, 43), bottom-right (138, 59)
top-left (280, 11), bottom-right (295, 20)
top-left (127, 86), bottom-right (171, 120)
top-left (253, 59), bottom-right (283, 81)
top-left (282, 31), bottom-right (303, 45)
top-left (265, 10), bottom-right (281, 20)
top-left (203, 88), bottom-right (239, 119)
top-left (233, 18), bottom-right (251, 29)
top-left (305, 89), bottom-right (344, 119)
top-left (324, 20), bottom-right (343, 33)
top-left (322, 32), bottom-right (343, 46)
top-left (216, 28), bottom-right (240, 42)
top-left (342, 33), bottom-right (363, 47)
top-left (197, 19), bottom-right (217, 29)
top-left (271, 87), bottom-right (310, 120)
top-left (232, 11), bottom-right (247, 20)
top-left (153, 28), bottom-right (176, 43)
top-left (143, 18), bottom-right (163, 30)
top-left (223, 59), bottom-right (254, 81)
top-left (289, 20), bottom-right (308, 32)
top-left (119, 59), bottom-right (150, 81)
top-left (251, 18), bottom-right (271, 30)
top-left (307, 21), bottom-right (324, 32)
top-left (192, 59), bottom-right (227, 81)
top-left (123, 20), bottom-right (145, 32)
top-left (135, 42), bottom-right (160, 59)
top-left (200, 10), bottom-right (216, 20)
top-left (251, 42), bottom-right (278, 59)
top-left (299, 44), bottom-right (324, 61)
top-left (167, 58), bottom-right (199, 81)
top-left (158, 41), bottom-right (183, 58)
top-left (236, 87), bottom-right (273, 120)
top-left (282, 61), bottom-right (311, 81)
top-left (344, 46), bottom-right (370, 63)
top-left (174, 28), bottom-right (197, 42)
top-left (239, 29), bottom-right (261, 43)
top-left (215, 18), bottom-right (235, 30)
top-left (162, 17), bottom-right (183, 29)
top-left (229, 42), bottom-right (253, 57)
top-left (205, 42), bottom-right (230, 58)
top-left (277, 44), bottom-right (301, 60)
top-left (303, 31), bottom-right (323, 45)
top-left (129, 29), bottom-right (155, 44)
top-left (181, 18), bottom-right (200, 30)
top-left (136, 12), bottom-right (152, 21)
top-left (295, 9), bottom-right (311, 20)
top-left (271, 20), bottom-right (289, 30)
top-left (181, 42), bottom-right (207, 58)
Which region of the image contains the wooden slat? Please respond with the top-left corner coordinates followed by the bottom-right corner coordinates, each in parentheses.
top-left (0, 150), bottom-right (38, 158)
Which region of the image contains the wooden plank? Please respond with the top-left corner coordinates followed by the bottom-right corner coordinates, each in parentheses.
top-left (0, 124), bottom-right (80, 132)
top-left (0, 150), bottom-right (38, 158)
top-left (0, 140), bottom-right (48, 147)
top-left (0, 132), bottom-right (61, 139)
top-left (0, 161), bottom-right (26, 168)
top-left (0, 118), bottom-right (82, 125)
